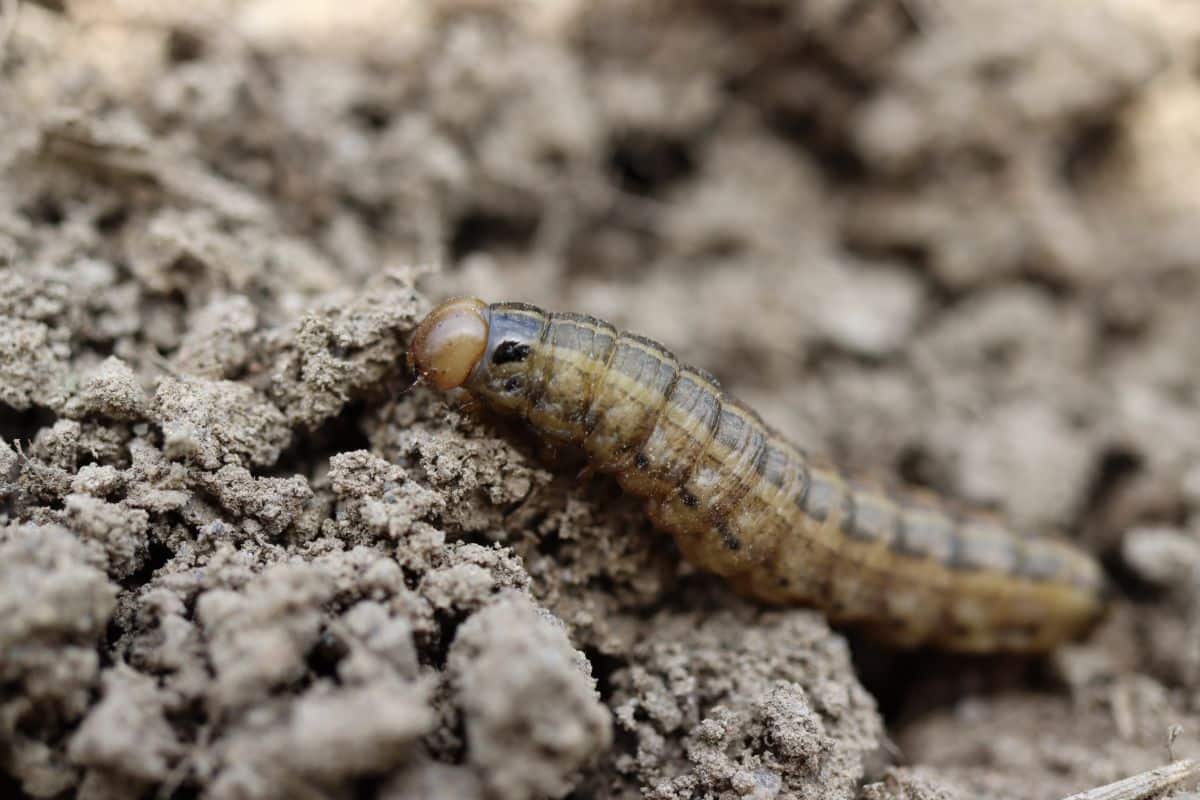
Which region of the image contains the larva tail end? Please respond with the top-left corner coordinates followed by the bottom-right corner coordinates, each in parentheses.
top-left (408, 297), bottom-right (489, 391)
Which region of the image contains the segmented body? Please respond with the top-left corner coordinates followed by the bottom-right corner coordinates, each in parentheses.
top-left (421, 300), bottom-right (1107, 652)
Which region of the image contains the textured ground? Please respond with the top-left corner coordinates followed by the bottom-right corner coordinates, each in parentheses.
top-left (2, 1), bottom-right (1200, 798)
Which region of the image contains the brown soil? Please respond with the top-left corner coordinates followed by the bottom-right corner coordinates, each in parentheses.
top-left (2, 1), bottom-right (1199, 798)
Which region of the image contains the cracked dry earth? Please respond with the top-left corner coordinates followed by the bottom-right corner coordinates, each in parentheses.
top-left (3, 1), bottom-right (1200, 799)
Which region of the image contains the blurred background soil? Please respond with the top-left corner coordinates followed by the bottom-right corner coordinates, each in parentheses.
top-left (2, 1), bottom-right (1200, 798)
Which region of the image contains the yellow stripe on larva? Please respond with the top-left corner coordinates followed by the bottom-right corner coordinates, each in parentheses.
top-left (408, 299), bottom-right (1108, 653)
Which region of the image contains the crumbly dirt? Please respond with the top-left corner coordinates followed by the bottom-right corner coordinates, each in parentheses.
top-left (2, 1), bottom-right (1200, 798)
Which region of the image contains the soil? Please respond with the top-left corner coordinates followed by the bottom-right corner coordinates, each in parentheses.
top-left (2, 1), bottom-right (1200, 799)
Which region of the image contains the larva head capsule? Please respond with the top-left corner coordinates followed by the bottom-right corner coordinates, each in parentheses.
top-left (408, 297), bottom-right (490, 390)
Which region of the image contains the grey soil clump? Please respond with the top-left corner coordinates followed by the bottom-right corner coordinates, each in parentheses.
top-left (2, 1), bottom-right (1200, 798)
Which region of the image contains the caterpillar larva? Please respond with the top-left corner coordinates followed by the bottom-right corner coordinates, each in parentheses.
top-left (407, 298), bottom-right (1107, 652)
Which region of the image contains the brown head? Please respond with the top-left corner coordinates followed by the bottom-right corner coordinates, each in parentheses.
top-left (407, 297), bottom-right (491, 390)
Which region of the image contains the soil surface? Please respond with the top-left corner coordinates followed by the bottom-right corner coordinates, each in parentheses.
top-left (2, 1), bottom-right (1200, 799)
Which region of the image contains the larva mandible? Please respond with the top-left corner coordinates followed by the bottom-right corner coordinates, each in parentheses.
top-left (407, 298), bottom-right (1107, 652)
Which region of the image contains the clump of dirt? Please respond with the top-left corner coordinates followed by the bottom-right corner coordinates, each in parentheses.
top-left (3, 1), bottom-right (1200, 798)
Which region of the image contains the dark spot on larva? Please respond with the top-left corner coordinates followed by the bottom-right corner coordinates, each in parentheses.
top-left (716, 521), bottom-right (741, 551)
top-left (634, 452), bottom-right (649, 470)
top-left (493, 340), bottom-right (532, 364)
top-left (503, 376), bottom-right (524, 393)
top-left (680, 490), bottom-right (699, 508)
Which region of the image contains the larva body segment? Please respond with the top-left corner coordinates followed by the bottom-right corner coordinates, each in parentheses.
top-left (409, 299), bottom-right (1108, 652)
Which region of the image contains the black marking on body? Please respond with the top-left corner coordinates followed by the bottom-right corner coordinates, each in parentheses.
top-left (716, 520), bottom-right (741, 551)
top-left (493, 340), bottom-right (532, 364)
